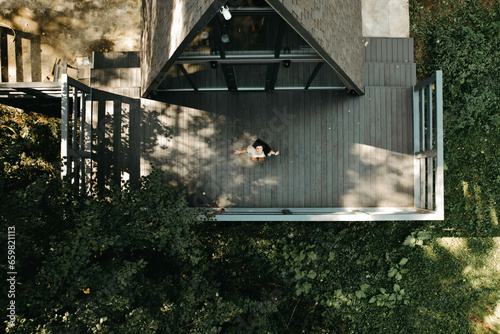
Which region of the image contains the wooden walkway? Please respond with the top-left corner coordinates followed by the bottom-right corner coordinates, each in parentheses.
top-left (91, 38), bottom-right (416, 208)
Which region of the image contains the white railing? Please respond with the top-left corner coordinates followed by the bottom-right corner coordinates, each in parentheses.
top-left (61, 74), bottom-right (93, 192)
top-left (413, 71), bottom-right (444, 218)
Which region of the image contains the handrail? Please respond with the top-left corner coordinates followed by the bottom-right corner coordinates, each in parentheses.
top-left (412, 71), bottom-right (444, 219)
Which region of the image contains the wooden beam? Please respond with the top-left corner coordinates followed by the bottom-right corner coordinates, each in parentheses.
top-left (176, 54), bottom-right (324, 64)
top-left (305, 62), bottom-right (324, 90)
top-left (15, 35), bottom-right (23, 82)
top-left (0, 81), bottom-right (60, 89)
top-left (1, 28), bottom-right (8, 82)
top-left (176, 64), bottom-right (198, 91)
top-left (227, 7), bottom-right (277, 15)
top-left (264, 19), bottom-right (286, 94)
top-left (213, 16), bottom-right (227, 59)
top-left (0, 87), bottom-right (59, 98)
top-left (68, 76), bottom-right (91, 93)
top-left (30, 35), bottom-right (41, 82)
top-left (156, 86), bottom-right (346, 93)
top-left (274, 19), bottom-right (287, 58)
top-left (221, 63), bottom-right (237, 92)
top-left (264, 63), bottom-right (280, 91)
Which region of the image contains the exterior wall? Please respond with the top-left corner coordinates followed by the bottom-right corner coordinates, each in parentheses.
top-left (141, 0), bottom-right (225, 97)
top-left (267, 0), bottom-right (364, 94)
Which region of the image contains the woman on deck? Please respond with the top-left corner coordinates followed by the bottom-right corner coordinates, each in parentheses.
top-left (234, 139), bottom-right (279, 162)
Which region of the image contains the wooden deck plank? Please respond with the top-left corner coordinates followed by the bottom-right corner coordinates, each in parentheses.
top-left (346, 95), bottom-right (355, 207)
top-left (93, 37), bottom-right (416, 209)
top-left (367, 89), bottom-right (375, 206)
top-left (302, 91), bottom-right (311, 206)
top-left (315, 91), bottom-right (323, 207)
top-left (250, 93), bottom-right (259, 206)
top-left (354, 94), bottom-right (361, 206)
top-left (325, 92), bottom-right (333, 207)
top-left (296, 90), bottom-right (304, 206)
top-left (279, 93), bottom-right (288, 207)
top-left (228, 94), bottom-right (237, 207)
top-left (221, 91), bottom-right (229, 207)
top-left (342, 95), bottom-right (349, 203)
top-left (318, 92), bottom-right (326, 207)
top-left (262, 95), bottom-right (271, 207)
top-left (392, 39), bottom-right (399, 65)
top-left (336, 92), bottom-right (344, 206)
top-left (291, 90), bottom-right (300, 206)
top-left (375, 87), bottom-right (382, 205)
top-left (274, 93), bottom-right (283, 206)
top-left (134, 89), bottom-right (416, 208)
top-left (358, 91), bottom-right (367, 206)
top-left (376, 37), bottom-right (382, 62)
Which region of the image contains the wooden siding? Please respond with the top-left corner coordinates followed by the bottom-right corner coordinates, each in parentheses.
top-left (91, 38), bottom-right (415, 208)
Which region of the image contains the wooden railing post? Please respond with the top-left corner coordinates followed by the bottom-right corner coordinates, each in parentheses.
top-left (60, 74), bottom-right (93, 192)
top-left (61, 74), bottom-right (70, 179)
top-left (435, 71), bottom-right (444, 218)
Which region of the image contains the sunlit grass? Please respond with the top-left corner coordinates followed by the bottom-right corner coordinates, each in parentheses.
top-left (418, 237), bottom-right (500, 333)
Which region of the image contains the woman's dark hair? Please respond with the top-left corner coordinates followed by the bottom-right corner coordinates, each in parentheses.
top-left (252, 138), bottom-right (272, 156)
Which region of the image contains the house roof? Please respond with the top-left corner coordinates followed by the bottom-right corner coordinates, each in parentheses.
top-left (141, 0), bottom-right (364, 97)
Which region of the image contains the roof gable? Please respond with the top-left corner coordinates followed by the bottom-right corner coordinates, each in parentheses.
top-left (141, 0), bottom-right (364, 96)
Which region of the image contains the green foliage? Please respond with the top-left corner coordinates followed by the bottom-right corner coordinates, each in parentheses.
top-left (411, 0), bottom-right (500, 130)
top-left (0, 105), bottom-right (60, 191)
top-left (411, 0), bottom-right (500, 236)
top-left (404, 231), bottom-right (432, 247)
top-left (2, 1), bottom-right (500, 332)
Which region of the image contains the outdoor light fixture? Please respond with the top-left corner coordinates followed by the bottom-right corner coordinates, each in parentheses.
top-left (220, 5), bottom-right (232, 20)
top-left (221, 34), bottom-right (230, 43)
top-left (282, 60), bottom-right (291, 68)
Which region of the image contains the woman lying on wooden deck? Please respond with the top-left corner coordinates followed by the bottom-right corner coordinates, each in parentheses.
top-left (234, 138), bottom-right (279, 162)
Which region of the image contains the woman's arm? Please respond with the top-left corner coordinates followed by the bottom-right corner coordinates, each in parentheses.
top-left (235, 149), bottom-right (248, 154)
top-left (268, 150), bottom-right (280, 156)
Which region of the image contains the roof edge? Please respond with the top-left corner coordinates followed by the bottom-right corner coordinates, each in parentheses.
top-left (141, 0), bottom-right (228, 98)
top-left (266, 0), bottom-right (364, 95)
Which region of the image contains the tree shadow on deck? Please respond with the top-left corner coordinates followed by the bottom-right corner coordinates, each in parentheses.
top-left (141, 90), bottom-right (416, 209)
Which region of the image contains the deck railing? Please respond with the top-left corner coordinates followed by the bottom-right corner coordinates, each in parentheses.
top-left (0, 26), bottom-right (41, 82)
top-left (61, 74), bottom-right (93, 192)
top-left (412, 71), bottom-right (444, 218)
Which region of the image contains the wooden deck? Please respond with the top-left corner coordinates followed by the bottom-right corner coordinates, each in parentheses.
top-left (91, 38), bottom-right (416, 209)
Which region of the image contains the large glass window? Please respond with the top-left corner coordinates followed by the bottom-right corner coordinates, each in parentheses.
top-left (157, 1), bottom-right (345, 92)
